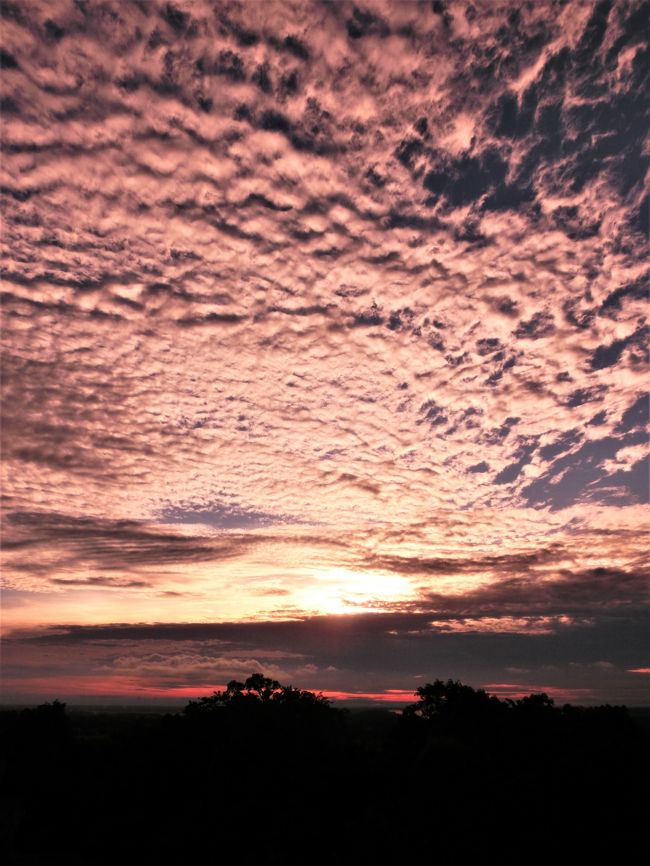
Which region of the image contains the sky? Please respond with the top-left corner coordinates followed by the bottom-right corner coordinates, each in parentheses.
top-left (1, 0), bottom-right (648, 706)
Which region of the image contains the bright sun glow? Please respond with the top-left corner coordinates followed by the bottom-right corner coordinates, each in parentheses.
top-left (298, 567), bottom-right (416, 615)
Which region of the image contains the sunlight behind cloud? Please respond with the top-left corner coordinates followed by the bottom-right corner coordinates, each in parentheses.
top-left (298, 567), bottom-right (416, 615)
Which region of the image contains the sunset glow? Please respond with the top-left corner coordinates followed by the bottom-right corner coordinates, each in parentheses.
top-left (298, 568), bottom-right (417, 615)
top-left (1, 0), bottom-right (648, 707)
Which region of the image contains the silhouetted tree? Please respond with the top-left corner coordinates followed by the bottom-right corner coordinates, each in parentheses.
top-left (184, 672), bottom-right (333, 715)
top-left (403, 678), bottom-right (503, 719)
top-left (1, 681), bottom-right (647, 866)
top-left (402, 678), bottom-right (512, 742)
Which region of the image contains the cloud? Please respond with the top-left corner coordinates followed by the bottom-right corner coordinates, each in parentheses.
top-left (419, 564), bottom-right (649, 618)
top-left (588, 325), bottom-right (649, 371)
top-left (521, 431), bottom-right (648, 510)
top-left (158, 502), bottom-right (294, 529)
top-left (0, 510), bottom-right (262, 592)
top-left (3, 606), bottom-right (648, 704)
top-left (0, 0), bottom-right (647, 701)
top-left (52, 576), bottom-right (152, 589)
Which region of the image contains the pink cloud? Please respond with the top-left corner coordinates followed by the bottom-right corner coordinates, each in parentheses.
top-left (0, 0), bottom-right (647, 702)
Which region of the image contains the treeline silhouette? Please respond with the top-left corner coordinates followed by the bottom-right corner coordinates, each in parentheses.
top-left (1, 675), bottom-right (648, 865)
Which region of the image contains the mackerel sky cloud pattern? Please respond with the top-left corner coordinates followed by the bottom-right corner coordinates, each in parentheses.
top-left (1, 0), bottom-right (648, 704)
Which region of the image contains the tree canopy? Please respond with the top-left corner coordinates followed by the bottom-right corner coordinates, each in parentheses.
top-left (184, 672), bottom-right (333, 716)
top-left (3, 677), bottom-right (645, 865)
top-left (404, 678), bottom-right (506, 719)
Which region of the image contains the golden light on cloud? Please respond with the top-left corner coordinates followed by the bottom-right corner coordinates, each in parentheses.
top-left (298, 567), bottom-right (417, 615)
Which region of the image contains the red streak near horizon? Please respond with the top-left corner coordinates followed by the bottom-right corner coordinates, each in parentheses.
top-left (483, 683), bottom-right (595, 702)
top-left (2, 677), bottom-right (420, 703)
top-left (3, 675), bottom-right (595, 706)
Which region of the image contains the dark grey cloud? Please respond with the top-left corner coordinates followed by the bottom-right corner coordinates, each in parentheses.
top-left (419, 564), bottom-right (649, 618)
top-left (159, 503), bottom-right (293, 529)
top-left (2, 510), bottom-right (259, 571)
top-left (5, 605), bottom-right (648, 703)
top-left (52, 576), bottom-right (152, 588)
top-left (359, 545), bottom-right (565, 579)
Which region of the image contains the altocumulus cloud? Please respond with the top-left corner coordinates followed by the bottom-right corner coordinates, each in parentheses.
top-left (0, 0), bottom-right (648, 702)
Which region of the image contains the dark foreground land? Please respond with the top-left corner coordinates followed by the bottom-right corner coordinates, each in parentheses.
top-left (1, 677), bottom-right (648, 865)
